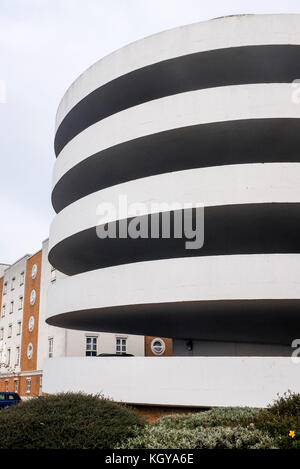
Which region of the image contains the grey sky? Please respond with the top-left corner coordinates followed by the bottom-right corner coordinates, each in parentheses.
top-left (1, 0), bottom-right (300, 264)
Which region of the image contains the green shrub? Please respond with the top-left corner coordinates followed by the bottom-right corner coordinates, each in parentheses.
top-left (254, 392), bottom-right (300, 449)
top-left (156, 407), bottom-right (260, 430)
top-left (117, 424), bottom-right (276, 449)
top-left (0, 393), bottom-right (145, 449)
top-left (268, 391), bottom-right (300, 417)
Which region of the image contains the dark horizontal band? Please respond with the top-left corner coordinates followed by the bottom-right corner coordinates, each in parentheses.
top-left (55, 44), bottom-right (300, 156)
top-left (46, 298), bottom-right (300, 345)
top-left (52, 118), bottom-right (300, 213)
top-left (49, 203), bottom-right (300, 275)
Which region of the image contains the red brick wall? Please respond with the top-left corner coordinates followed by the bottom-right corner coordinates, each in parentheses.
top-left (20, 251), bottom-right (42, 372)
top-left (0, 374), bottom-right (42, 397)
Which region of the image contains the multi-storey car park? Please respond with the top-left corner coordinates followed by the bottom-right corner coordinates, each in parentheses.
top-left (45, 14), bottom-right (300, 407)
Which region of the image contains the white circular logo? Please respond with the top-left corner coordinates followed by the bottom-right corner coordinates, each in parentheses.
top-left (27, 343), bottom-right (33, 359)
top-left (28, 316), bottom-right (35, 332)
top-left (151, 338), bottom-right (166, 355)
top-left (30, 290), bottom-right (36, 305)
top-left (31, 264), bottom-right (37, 279)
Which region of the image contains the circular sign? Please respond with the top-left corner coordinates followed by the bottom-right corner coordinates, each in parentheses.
top-left (151, 338), bottom-right (166, 355)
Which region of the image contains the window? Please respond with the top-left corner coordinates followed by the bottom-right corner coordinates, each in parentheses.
top-left (15, 347), bottom-right (20, 366)
top-left (8, 324), bottom-right (12, 338)
top-left (17, 321), bottom-right (22, 335)
top-left (28, 316), bottom-right (34, 332)
top-left (151, 338), bottom-right (166, 355)
top-left (10, 301), bottom-right (13, 314)
top-left (3, 282), bottom-right (7, 295)
top-left (30, 290), bottom-right (36, 305)
top-left (7, 349), bottom-right (11, 366)
top-left (26, 378), bottom-right (31, 394)
top-left (48, 338), bottom-right (53, 358)
top-left (20, 271), bottom-right (24, 286)
top-left (14, 380), bottom-right (19, 393)
top-left (11, 277), bottom-right (15, 290)
top-left (85, 337), bottom-right (97, 356)
top-left (2, 304), bottom-right (5, 317)
top-left (27, 343), bottom-right (33, 359)
top-left (116, 338), bottom-right (127, 355)
top-left (31, 264), bottom-right (37, 279)
top-left (0, 328), bottom-right (3, 340)
top-left (51, 266), bottom-right (56, 283)
top-left (5, 380), bottom-right (8, 392)
top-left (18, 296), bottom-right (23, 310)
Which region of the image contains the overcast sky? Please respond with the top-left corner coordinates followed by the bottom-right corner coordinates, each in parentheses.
top-left (1, 0), bottom-right (300, 264)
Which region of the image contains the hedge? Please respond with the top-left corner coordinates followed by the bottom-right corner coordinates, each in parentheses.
top-left (0, 393), bottom-right (145, 449)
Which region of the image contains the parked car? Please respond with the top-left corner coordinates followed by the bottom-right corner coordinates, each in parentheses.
top-left (97, 353), bottom-right (134, 357)
top-left (0, 392), bottom-right (21, 409)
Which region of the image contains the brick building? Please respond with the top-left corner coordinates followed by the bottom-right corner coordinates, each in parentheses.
top-left (0, 240), bottom-right (172, 397)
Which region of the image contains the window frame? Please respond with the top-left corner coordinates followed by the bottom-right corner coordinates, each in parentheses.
top-left (116, 337), bottom-right (127, 355)
top-left (14, 379), bottom-right (19, 393)
top-left (15, 346), bottom-right (20, 366)
top-left (26, 378), bottom-right (31, 394)
top-left (20, 271), bottom-right (24, 286)
top-left (7, 348), bottom-right (11, 366)
top-left (85, 336), bottom-right (97, 357)
top-left (48, 338), bottom-right (54, 358)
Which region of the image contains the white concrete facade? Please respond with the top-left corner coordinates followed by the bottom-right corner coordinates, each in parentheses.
top-left (0, 256), bottom-right (29, 374)
top-left (53, 83), bottom-right (300, 188)
top-left (44, 357), bottom-right (300, 408)
top-left (49, 163), bottom-right (300, 252)
top-left (38, 239), bottom-right (144, 371)
top-left (45, 15), bottom-right (300, 406)
top-left (55, 14), bottom-right (300, 128)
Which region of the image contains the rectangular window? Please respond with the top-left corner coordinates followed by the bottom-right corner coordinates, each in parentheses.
top-left (48, 338), bottom-right (53, 358)
top-left (17, 321), bottom-right (21, 335)
top-left (20, 271), bottom-right (24, 286)
top-left (85, 337), bottom-right (97, 356)
top-left (2, 304), bottom-right (5, 317)
top-left (14, 380), bottom-right (19, 393)
top-left (7, 349), bottom-right (11, 366)
top-left (26, 378), bottom-right (31, 394)
top-left (5, 380), bottom-right (8, 392)
top-left (18, 296), bottom-right (23, 310)
top-left (11, 277), bottom-right (15, 290)
top-left (10, 301), bottom-right (13, 314)
top-left (116, 338), bottom-right (127, 355)
top-left (0, 328), bottom-right (3, 340)
top-left (15, 347), bottom-right (20, 366)
top-left (8, 325), bottom-right (12, 338)
top-left (3, 282), bottom-right (7, 295)
top-left (50, 267), bottom-right (56, 283)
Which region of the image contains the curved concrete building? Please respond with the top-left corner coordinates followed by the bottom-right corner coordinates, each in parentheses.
top-left (45, 15), bottom-right (300, 407)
